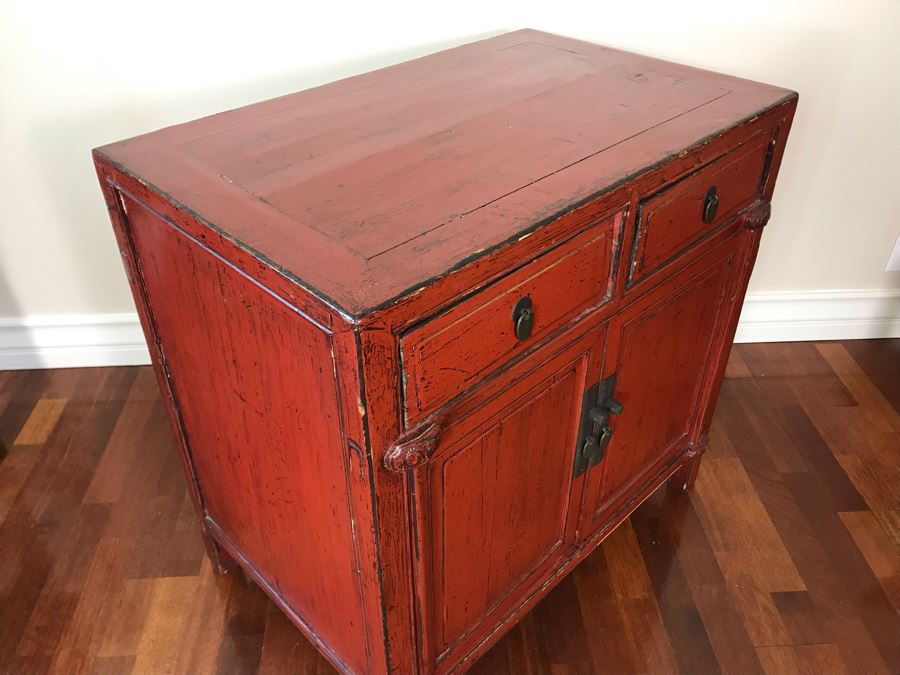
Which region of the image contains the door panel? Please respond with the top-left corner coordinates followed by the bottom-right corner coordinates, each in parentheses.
top-left (440, 371), bottom-right (578, 641)
top-left (412, 325), bottom-right (605, 669)
top-left (580, 230), bottom-right (749, 536)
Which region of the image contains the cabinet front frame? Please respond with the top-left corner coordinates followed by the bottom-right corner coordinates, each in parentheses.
top-left (388, 198), bottom-right (767, 675)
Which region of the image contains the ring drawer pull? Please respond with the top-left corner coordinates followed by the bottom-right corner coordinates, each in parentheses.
top-left (512, 296), bottom-right (535, 341)
top-left (703, 185), bottom-right (719, 224)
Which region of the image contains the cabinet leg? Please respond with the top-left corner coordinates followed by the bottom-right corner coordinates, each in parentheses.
top-left (203, 531), bottom-right (237, 575)
top-left (668, 454), bottom-right (703, 493)
top-left (668, 436), bottom-right (709, 493)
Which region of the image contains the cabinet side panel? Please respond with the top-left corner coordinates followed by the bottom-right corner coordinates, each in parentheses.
top-left (121, 194), bottom-right (369, 674)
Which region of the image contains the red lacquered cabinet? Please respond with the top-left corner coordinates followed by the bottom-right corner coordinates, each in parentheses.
top-left (93, 30), bottom-right (797, 674)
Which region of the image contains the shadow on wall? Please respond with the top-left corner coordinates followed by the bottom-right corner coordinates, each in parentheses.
top-left (6, 30), bottom-right (506, 371)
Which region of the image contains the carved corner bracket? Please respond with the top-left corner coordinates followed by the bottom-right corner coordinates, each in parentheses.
top-left (383, 420), bottom-right (442, 472)
top-left (741, 200), bottom-right (772, 230)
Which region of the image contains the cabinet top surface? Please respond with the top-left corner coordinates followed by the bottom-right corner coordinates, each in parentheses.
top-left (96, 29), bottom-right (794, 317)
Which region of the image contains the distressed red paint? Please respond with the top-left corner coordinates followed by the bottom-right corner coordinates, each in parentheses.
top-left (93, 29), bottom-right (796, 674)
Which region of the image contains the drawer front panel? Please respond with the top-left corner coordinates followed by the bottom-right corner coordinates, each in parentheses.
top-left (629, 135), bottom-right (769, 284)
top-left (401, 213), bottom-right (620, 423)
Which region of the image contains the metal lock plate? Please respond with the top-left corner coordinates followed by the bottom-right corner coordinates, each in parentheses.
top-left (573, 373), bottom-right (624, 477)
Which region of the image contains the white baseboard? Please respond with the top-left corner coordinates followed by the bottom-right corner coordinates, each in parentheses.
top-left (0, 290), bottom-right (898, 370)
top-left (0, 314), bottom-right (151, 370)
top-left (733, 289), bottom-right (900, 343)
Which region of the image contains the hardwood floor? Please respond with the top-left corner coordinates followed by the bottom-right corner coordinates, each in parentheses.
top-left (0, 340), bottom-right (897, 674)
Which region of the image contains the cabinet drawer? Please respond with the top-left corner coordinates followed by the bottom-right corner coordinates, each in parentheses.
top-left (401, 213), bottom-right (620, 423)
top-left (629, 135), bottom-right (770, 285)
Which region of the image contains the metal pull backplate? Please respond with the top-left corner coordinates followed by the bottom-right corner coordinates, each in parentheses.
top-left (512, 296), bottom-right (535, 341)
top-left (703, 185), bottom-right (719, 224)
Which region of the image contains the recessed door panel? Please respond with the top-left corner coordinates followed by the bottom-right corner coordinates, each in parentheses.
top-left (580, 230), bottom-right (749, 537)
top-left (411, 326), bottom-right (605, 670)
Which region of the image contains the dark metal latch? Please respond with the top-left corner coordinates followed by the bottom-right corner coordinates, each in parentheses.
top-left (573, 373), bottom-right (624, 477)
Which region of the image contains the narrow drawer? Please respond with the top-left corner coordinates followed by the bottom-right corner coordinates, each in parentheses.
top-left (629, 135), bottom-right (770, 285)
top-left (401, 213), bottom-right (620, 424)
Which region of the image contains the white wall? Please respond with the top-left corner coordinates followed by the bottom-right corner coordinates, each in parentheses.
top-left (1, 0), bottom-right (898, 367)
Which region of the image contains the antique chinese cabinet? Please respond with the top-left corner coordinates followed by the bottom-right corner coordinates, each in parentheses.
top-left (94, 30), bottom-right (797, 674)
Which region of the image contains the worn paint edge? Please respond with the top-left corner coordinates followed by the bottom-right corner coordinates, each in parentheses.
top-left (352, 329), bottom-right (395, 673)
top-left (93, 94), bottom-right (797, 320)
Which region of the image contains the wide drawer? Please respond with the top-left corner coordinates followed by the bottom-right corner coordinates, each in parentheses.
top-left (629, 134), bottom-right (770, 285)
top-left (401, 212), bottom-right (621, 424)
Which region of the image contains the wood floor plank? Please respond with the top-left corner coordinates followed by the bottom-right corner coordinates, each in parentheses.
top-left (790, 344), bottom-right (898, 516)
top-left (92, 655), bottom-right (138, 674)
top-left (713, 550), bottom-right (794, 648)
top-left (692, 456), bottom-right (805, 591)
top-left (770, 590), bottom-right (831, 645)
top-left (11, 503), bottom-right (111, 675)
top-left (775, 403), bottom-right (868, 512)
top-left (0, 341), bottom-right (897, 674)
top-left (14, 398), bottom-right (67, 446)
top-left (738, 342), bottom-right (843, 379)
top-left (816, 342), bottom-right (893, 411)
top-left (531, 575), bottom-right (596, 674)
top-left (713, 364), bottom-right (895, 671)
top-left (94, 575), bottom-right (156, 660)
top-left (213, 573), bottom-right (271, 675)
top-left (781, 471), bottom-right (896, 671)
top-left (838, 510), bottom-right (900, 611)
top-left (0, 370), bottom-right (51, 449)
top-left (599, 519), bottom-right (679, 675)
top-left (0, 444), bottom-right (41, 524)
top-left (83, 368), bottom-right (161, 505)
top-left (723, 346), bottom-right (752, 379)
top-left (716, 375), bottom-right (808, 474)
top-left (658, 491), bottom-right (764, 674)
top-left (839, 339), bottom-right (900, 415)
top-left (0, 369), bottom-right (135, 670)
top-left (471, 611), bottom-right (553, 675)
top-left (630, 502), bottom-right (722, 674)
top-left (755, 644), bottom-right (801, 674)
top-left (834, 447), bottom-right (900, 518)
top-left (571, 540), bottom-right (647, 674)
top-left (131, 561), bottom-right (229, 674)
top-left (49, 536), bottom-right (141, 673)
top-left (257, 601), bottom-right (334, 675)
top-left (757, 643), bottom-right (849, 675)
top-left (705, 416), bottom-right (739, 461)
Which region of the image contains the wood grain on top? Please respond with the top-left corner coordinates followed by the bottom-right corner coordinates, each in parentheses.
top-left (95, 29), bottom-right (795, 315)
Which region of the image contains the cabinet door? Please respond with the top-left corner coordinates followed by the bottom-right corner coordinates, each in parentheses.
top-left (410, 325), bottom-right (605, 670)
top-left (579, 230), bottom-right (749, 538)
